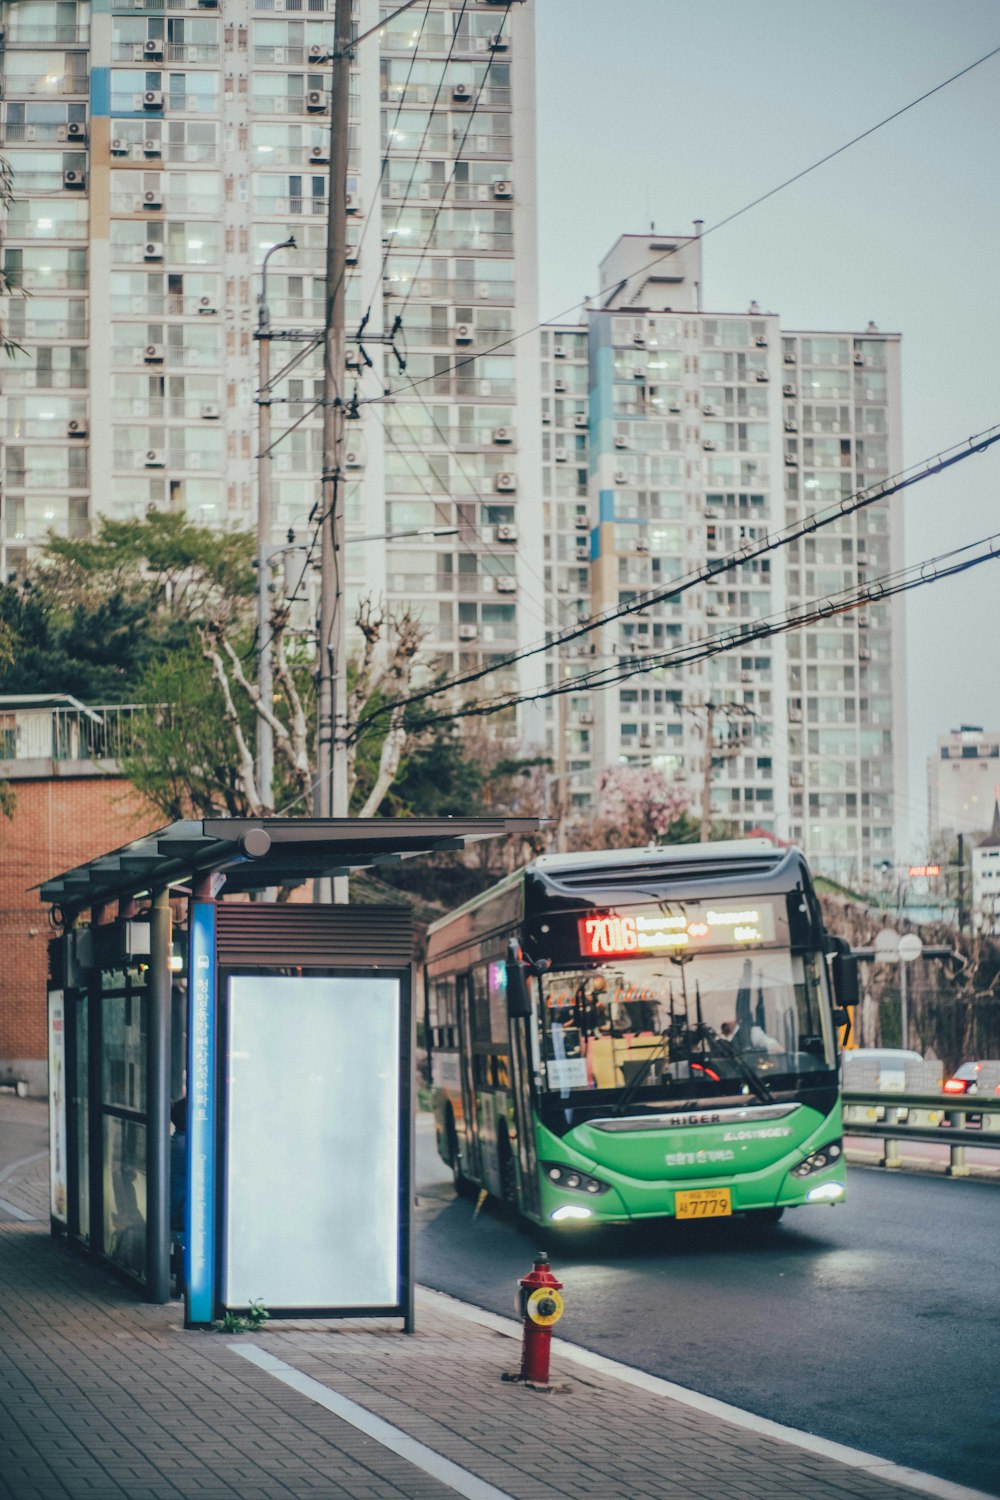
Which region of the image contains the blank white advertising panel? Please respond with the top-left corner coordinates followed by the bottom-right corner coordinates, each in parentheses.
top-left (223, 974), bottom-right (401, 1309)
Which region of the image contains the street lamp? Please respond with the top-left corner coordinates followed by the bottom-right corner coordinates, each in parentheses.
top-left (256, 234), bottom-right (296, 813)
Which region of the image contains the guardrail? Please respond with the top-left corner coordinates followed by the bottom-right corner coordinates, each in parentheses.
top-left (841, 1089), bottom-right (1000, 1176)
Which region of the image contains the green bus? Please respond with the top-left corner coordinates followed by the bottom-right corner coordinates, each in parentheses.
top-left (425, 840), bottom-right (857, 1227)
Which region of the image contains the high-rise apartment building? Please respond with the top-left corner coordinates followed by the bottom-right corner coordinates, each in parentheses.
top-left (0, 0), bottom-right (544, 724)
top-left (928, 725), bottom-right (1000, 848)
top-left (541, 232), bottom-right (906, 883)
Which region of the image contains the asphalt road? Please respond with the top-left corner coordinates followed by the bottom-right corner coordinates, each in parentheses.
top-left (414, 1118), bottom-right (1000, 1497)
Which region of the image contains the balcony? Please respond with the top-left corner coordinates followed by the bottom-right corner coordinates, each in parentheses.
top-left (111, 42), bottom-right (221, 64)
top-left (1, 74), bottom-right (89, 97)
top-left (111, 398), bottom-right (219, 420)
top-left (2, 25), bottom-right (90, 44)
top-left (0, 699), bottom-right (148, 775)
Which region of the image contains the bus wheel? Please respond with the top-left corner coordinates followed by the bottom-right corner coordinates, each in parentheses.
top-left (448, 1121), bottom-right (475, 1199)
top-left (499, 1139), bottom-right (519, 1217)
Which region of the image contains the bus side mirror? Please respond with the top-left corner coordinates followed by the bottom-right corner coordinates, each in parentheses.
top-left (827, 936), bottom-right (860, 1007)
top-left (506, 938), bottom-right (532, 1017)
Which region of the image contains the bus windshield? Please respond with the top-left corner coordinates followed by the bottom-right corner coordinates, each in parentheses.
top-left (538, 948), bottom-right (832, 1100)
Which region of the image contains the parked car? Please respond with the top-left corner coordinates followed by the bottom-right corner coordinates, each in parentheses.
top-left (942, 1060), bottom-right (1000, 1096)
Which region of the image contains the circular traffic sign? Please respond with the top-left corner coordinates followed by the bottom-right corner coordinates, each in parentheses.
top-left (873, 929), bottom-right (900, 960)
top-left (898, 934), bottom-right (923, 963)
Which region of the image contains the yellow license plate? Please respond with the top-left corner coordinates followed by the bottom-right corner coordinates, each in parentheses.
top-left (674, 1188), bottom-right (732, 1219)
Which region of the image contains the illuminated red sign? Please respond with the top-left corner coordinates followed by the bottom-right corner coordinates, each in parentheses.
top-left (907, 865), bottom-right (941, 878)
top-left (577, 905), bottom-right (774, 958)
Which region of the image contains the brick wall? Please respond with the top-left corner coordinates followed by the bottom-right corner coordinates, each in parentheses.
top-left (0, 777), bottom-right (157, 1079)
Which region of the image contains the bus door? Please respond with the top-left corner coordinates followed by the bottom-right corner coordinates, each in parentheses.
top-left (456, 972), bottom-right (482, 1183)
top-left (507, 997), bottom-right (540, 1219)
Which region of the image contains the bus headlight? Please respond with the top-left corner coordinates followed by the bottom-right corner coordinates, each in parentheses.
top-left (541, 1161), bottom-right (610, 1196)
top-left (791, 1139), bottom-right (843, 1178)
top-left (806, 1181), bottom-right (845, 1202)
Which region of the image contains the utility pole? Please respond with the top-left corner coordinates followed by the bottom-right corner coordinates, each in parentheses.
top-left (699, 701), bottom-right (715, 843)
top-left (256, 235), bottom-right (296, 816)
top-left (693, 700), bottom-right (754, 841)
top-left (316, 0), bottom-right (352, 898)
top-left (956, 831), bottom-right (966, 932)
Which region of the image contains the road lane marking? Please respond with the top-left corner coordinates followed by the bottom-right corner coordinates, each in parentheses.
top-left (231, 1342), bottom-right (516, 1500)
top-left (416, 1286), bottom-right (997, 1500)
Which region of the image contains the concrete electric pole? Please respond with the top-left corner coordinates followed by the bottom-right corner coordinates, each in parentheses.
top-left (315, 0), bottom-right (352, 835)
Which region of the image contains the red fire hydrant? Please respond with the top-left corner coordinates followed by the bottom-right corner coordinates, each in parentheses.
top-left (505, 1252), bottom-right (564, 1389)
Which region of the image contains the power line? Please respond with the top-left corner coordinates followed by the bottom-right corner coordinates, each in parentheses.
top-left (380, 529), bottom-right (1000, 735)
top-left (391, 4), bottom-right (514, 327)
top-left (369, 0), bottom-right (471, 313)
top-left (344, 0), bottom-right (436, 297)
top-left (361, 41), bottom-right (1000, 408)
top-left (350, 420), bottom-right (1000, 733)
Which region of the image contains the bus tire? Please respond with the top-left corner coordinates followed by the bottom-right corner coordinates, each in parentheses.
top-left (498, 1136), bottom-right (520, 1218)
top-left (448, 1118), bottom-right (475, 1199)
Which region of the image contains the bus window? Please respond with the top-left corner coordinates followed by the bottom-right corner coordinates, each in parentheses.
top-left (470, 966), bottom-right (492, 1045)
top-left (429, 976), bottom-right (457, 1051)
top-left (537, 952), bottom-right (834, 1097)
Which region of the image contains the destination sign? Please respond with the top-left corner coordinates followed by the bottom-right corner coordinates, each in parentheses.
top-left (577, 902), bottom-right (777, 958)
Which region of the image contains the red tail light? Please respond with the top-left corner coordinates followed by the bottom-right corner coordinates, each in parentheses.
top-left (943, 1078), bottom-right (969, 1094)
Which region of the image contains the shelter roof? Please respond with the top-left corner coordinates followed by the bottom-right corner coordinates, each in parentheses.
top-left (36, 816), bottom-right (544, 913)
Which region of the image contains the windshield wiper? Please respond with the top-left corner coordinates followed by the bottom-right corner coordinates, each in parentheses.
top-left (610, 1030), bottom-right (671, 1116)
top-left (698, 1024), bottom-right (774, 1105)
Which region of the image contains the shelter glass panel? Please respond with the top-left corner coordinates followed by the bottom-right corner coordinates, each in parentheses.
top-left (102, 1116), bottom-right (147, 1281)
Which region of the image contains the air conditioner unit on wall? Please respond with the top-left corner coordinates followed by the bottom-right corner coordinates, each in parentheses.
top-left (493, 426), bottom-right (512, 444)
top-left (496, 524), bottom-right (517, 543)
top-left (494, 472), bottom-right (516, 493)
top-left (144, 343), bottom-right (164, 362)
top-left (67, 419), bottom-right (88, 437)
top-left (143, 242), bottom-right (163, 260)
top-left (306, 90), bottom-right (327, 112)
top-left (495, 576), bottom-right (516, 593)
top-left (143, 90), bottom-right (164, 110)
top-left (458, 624), bottom-right (478, 641)
top-left (145, 449), bottom-right (165, 466)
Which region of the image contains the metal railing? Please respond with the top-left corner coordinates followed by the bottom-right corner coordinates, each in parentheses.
top-left (0, 705), bottom-right (148, 766)
top-left (842, 1089), bottom-right (1000, 1177)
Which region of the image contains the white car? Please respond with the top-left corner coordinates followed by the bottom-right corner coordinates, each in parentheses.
top-left (841, 1047), bottom-right (923, 1092)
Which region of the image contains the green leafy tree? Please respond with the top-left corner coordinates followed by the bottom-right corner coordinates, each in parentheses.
top-left (1, 516), bottom-right (434, 821)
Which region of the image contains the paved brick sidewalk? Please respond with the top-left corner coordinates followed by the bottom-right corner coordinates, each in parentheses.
top-left (0, 1152), bottom-right (984, 1500)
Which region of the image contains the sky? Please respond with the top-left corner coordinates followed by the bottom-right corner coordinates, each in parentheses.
top-left (534, 0), bottom-right (1000, 856)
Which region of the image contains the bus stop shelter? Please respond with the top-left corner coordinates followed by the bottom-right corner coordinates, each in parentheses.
top-left (38, 816), bottom-right (540, 1329)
